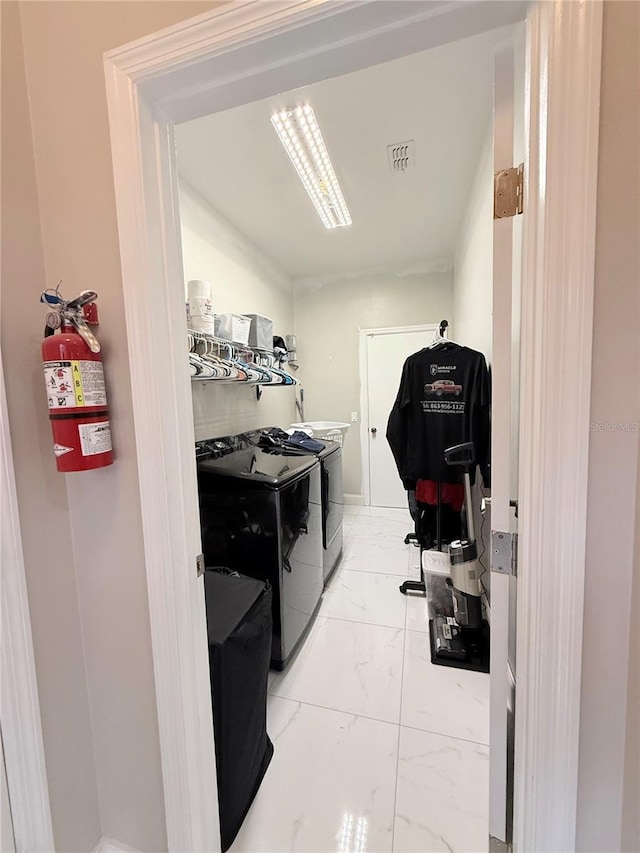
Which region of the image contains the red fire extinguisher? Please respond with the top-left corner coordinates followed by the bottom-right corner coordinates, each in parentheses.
top-left (41, 289), bottom-right (113, 472)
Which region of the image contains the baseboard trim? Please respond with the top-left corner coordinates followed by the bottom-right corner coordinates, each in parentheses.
top-left (343, 493), bottom-right (364, 506)
top-left (91, 837), bottom-right (140, 853)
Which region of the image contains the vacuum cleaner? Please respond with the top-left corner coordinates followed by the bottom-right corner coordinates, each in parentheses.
top-left (429, 441), bottom-right (489, 672)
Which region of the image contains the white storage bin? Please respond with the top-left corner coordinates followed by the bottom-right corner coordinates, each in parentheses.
top-left (216, 313), bottom-right (252, 345)
top-left (244, 314), bottom-right (274, 350)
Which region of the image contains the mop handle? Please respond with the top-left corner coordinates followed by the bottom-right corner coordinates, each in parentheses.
top-left (463, 470), bottom-right (475, 543)
top-left (443, 441), bottom-right (476, 544)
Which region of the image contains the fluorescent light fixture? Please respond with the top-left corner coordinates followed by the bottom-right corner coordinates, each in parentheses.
top-left (271, 105), bottom-right (352, 229)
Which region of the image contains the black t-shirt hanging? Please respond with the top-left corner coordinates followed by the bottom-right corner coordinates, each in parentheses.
top-left (386, 343), bottom-right (490, 488)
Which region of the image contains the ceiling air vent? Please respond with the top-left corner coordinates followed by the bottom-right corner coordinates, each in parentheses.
top-left (387, 140), bottom-right (415, 173)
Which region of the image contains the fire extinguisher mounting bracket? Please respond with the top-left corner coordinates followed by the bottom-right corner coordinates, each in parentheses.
top-left (40, 288), bottom-right (101, 352)
top-left (71, 316), bottom-right (101, 354)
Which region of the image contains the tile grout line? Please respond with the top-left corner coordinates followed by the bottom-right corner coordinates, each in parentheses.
top-left (266, 693), bottom-right (490, 749)
top-left (336, 569), bottom-right (410, 579)
top-left (391, 585), bottom-right (408, 853)
top-left (329, 564), bottom-right (410, 580)
top-left (266, 693), bottom-right (400, 729)
top-left (398, 720), bottom-right (491, 749)
top-left (319, 612), bottom-right (407, 631)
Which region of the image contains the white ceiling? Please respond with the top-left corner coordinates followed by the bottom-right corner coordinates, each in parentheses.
top-left (175, 25), bottom-right (512, 279)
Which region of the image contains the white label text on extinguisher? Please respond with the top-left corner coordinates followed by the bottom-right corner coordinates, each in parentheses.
top-left (78, 422), bottom-right (112, 456)
top-left (44, 360), bottom-right (107, 408)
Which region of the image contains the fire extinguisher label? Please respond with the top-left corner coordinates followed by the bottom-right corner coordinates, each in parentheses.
top-left (78, 422), bottom-right (112, 456)
top-left (53, 443), bottom-right (74, 457)
top-left (44, 361), bottom-right (75, 408)
top-left (44, 360), bottom-right (107, 408)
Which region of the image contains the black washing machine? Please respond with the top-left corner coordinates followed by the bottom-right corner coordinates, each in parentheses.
top-left (196, 435), bottom-right (323, 669)
top-left (243, 428), bottom-right (344, 585)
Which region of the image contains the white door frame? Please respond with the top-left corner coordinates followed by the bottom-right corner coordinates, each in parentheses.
top-left (103, 1), bottom-right (603, 850)
top-left (0, 354), bottom-right (55, 852)
top-left (359, 324), bottom-right (437, 506)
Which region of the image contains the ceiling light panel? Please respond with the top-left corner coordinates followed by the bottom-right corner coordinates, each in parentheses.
top-left (271, 105), bottom-right (352, 229)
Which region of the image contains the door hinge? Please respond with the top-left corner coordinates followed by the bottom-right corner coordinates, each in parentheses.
top-left (491, 530), bottom-right (518, 576)
top-left (196, 553), bottom-right (205, 578)
top-left (494, 163), bottom-right (524, 218)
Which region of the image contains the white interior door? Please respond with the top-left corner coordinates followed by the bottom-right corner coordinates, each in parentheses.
top-left (490, 32), bottom-right (524, 849)
top-left (365, 326), bottom-right (436, 508)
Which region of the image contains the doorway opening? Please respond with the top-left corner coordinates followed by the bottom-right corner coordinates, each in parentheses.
top-left (104, 1), bottom-right (603, 850)
top-left (360, 325), bottom-right (438, 509)
top-left (172, 22), bottom-right (515, 852)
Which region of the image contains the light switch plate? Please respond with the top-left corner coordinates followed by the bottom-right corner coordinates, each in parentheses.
top-left (351, 412), bottom-right (358, 422)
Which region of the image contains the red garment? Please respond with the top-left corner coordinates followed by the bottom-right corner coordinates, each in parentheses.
top-left (415, 479), bottom-right (465, 513)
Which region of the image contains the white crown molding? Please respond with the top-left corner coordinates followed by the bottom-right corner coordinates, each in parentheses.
top-left (105, 1), bottom-right (351, 78)
top-left (179, 178), bottom-right (293, 295)
top-left (107, 1), bottom-right (526, 124)
top-left (292, 259), bottom-right (453, 295)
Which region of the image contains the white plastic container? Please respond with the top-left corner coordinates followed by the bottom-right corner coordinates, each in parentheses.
top-left (243, 314), bottom-right (274, 350)
top-left (290, 421), bottom-right (350, 445)
top-left (187, 280), bottom-right (215, 334)
top-left (217, 313), bottom-right (252, 345)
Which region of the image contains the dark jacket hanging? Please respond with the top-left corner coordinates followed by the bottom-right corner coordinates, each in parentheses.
top-left (386, 342), bottom-right (490, 489)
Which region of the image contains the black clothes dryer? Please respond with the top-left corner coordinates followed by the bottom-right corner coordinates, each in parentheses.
top-left (196, 435), bottom-right (323, 669)
top-left (244, 428), bottom-right (344, 585)
top-left (203, 569), bottom-right (273, 851)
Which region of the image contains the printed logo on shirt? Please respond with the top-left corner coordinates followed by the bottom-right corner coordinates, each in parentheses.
top-left (429, 364), bottom-right (457, 375)
top-left (423, 379), bottom-right (463, 397)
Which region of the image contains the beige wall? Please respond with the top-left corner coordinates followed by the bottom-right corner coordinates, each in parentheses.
top-left (180, 182), bottom-right (297, 440)
top-left (2, 2), bottom-right (218, 851)
top-left (0, 4), bottom-right (102, 849)
top-left (293, 271), bottom-right (453, 497)
top-left (577, 2), bottom-right (640, 851)
top-left (452, 127), bottom-right (493, 363)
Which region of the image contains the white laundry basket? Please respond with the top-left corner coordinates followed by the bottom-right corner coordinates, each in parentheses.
top-left (321, 429), bottom-right (345, 447)
top-left (290, 421), bottom-right (350, 445)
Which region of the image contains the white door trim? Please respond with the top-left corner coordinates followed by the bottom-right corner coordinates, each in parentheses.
top-left (102, 1), bottom-right (602, 849)
top-left (0, 353), bottom-right (55, 852)
top-left (514, 3), bottom-right (603, 851)
top-left (358, 324), bottom-right (437, 506)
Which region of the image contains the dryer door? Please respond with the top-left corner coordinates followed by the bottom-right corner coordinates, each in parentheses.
top-left (323, 449), bottom-right (344, 551)
top-left (278, 465), bottom-right (323, 662)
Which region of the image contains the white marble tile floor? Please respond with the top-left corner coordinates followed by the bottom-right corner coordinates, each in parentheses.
top-left (340, 536), bottom-right (411, 578)
top-left (231, 504), bottom-right (490, 853)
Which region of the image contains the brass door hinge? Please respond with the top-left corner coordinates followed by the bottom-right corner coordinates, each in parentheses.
top-left (196, 553), bottom-right (205, 578)
top-left (491, 531), bottom-right (518, 577)
top-left (494, 163), bottom-right (524, 218)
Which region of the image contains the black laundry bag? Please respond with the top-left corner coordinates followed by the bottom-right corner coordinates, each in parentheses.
top-left (204, 568), bottom-right (274, 851)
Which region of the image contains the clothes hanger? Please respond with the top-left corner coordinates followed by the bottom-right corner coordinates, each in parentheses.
top-left (429, 319), bottom-right (461, 348)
